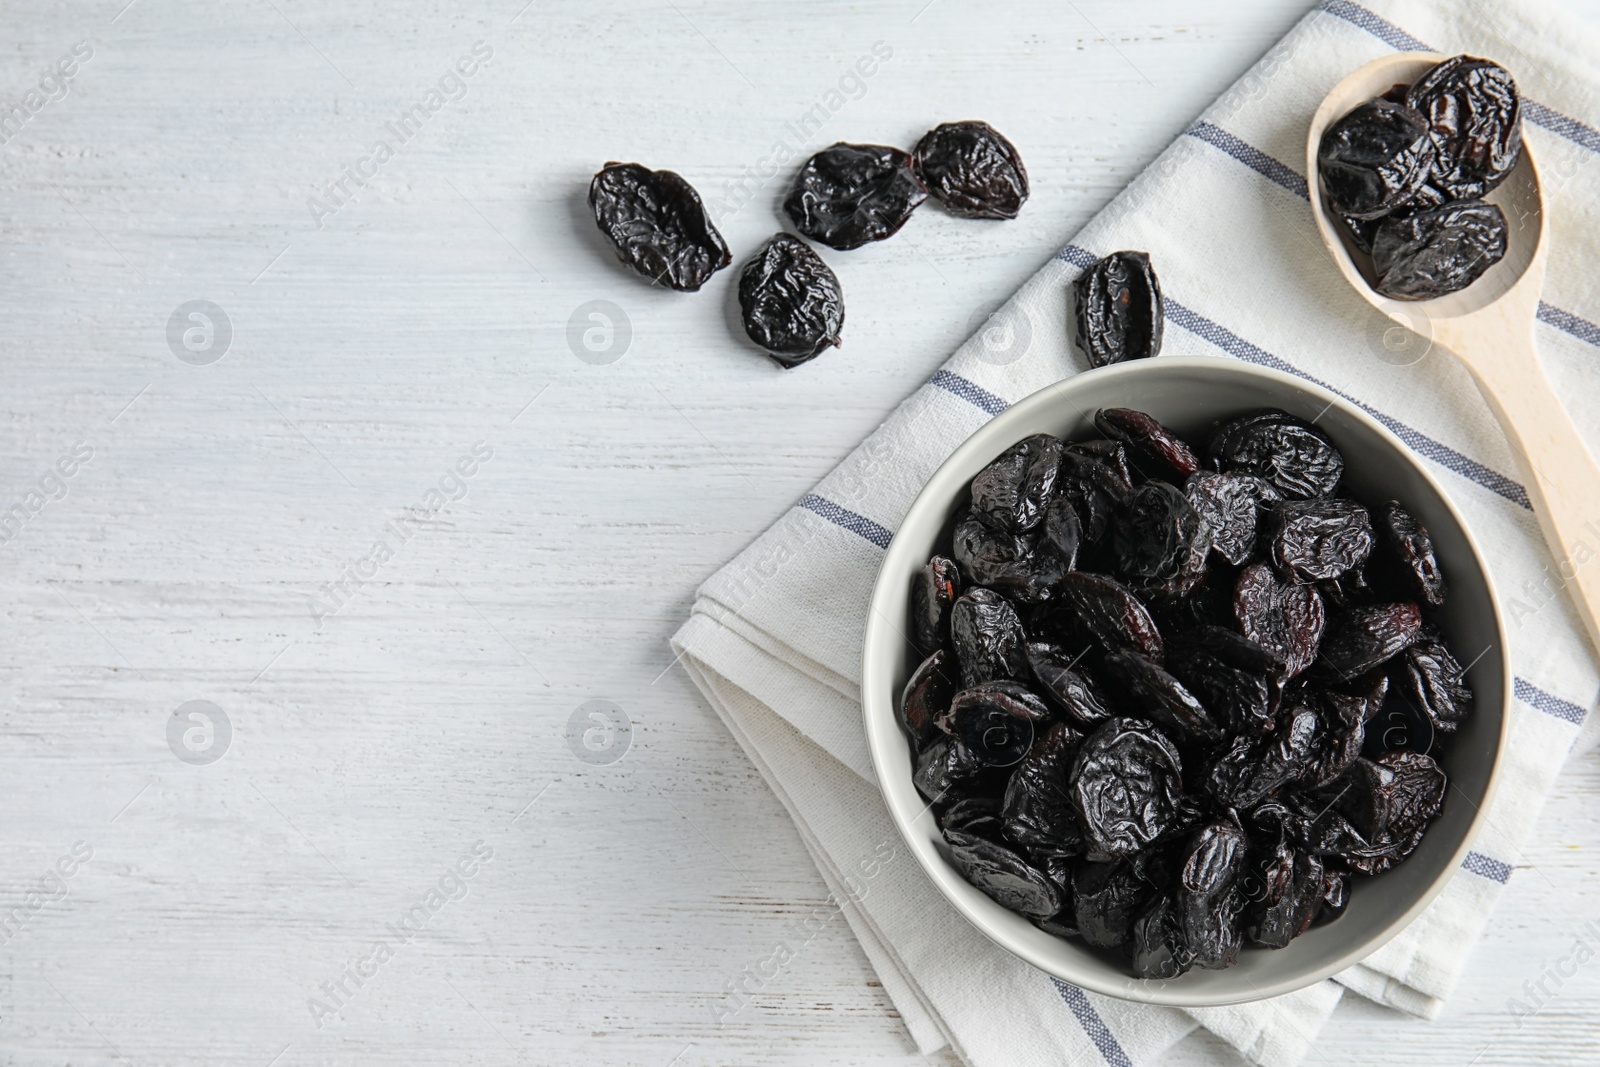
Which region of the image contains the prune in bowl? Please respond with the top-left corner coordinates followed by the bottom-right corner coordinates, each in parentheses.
top-left (861, 357), bottom-right (1507, 1006)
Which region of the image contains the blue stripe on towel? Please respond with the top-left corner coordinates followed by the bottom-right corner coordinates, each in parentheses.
top-left (1049, 979), bottom-right (1135, 1067)
top-left (929, 369), bottom-right (1010, 416)
top-left (1461, 851), bottom-right (1514, 883)
top-left (1186, 120), bottom-right (1309, 198)
top-left (1515, 677), bottom-right (1590, 725)
top-left (796, 493), bottom-right (892, 549)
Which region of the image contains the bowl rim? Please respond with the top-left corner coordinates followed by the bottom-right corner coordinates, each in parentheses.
top-left (859, 355), bottom-right (1511, 1007)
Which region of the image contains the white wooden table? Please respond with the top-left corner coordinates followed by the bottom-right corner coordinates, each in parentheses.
top-left (3, 1), bottom-right (1598, 1064)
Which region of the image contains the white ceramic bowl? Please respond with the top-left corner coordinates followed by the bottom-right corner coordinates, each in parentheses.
top-left (860, 355), bottom-right (1508, 1007)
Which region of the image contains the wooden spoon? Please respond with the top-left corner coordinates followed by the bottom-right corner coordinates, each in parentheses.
top-left (1307, 51), bottom-right (1600, 654)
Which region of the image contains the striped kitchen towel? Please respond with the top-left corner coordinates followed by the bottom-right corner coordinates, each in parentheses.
top-left (671, 0), bottom-right (1600, 1063)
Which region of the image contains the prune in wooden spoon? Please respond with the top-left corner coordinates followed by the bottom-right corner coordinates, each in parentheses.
top-left (783, 142), bottom-right (928, 250)
top-left (738, 233), bottom-right (845, 367)
top-left (1405, 55), bottom-right (1522, 201)
top-left (588, 162), bottom-right (731, 291)
top-left (1316, 99), bottom-right (1436, 219)
top-left (1371, 200), bottom-right (1508, 301)
top-left (1072, 251), bottom-right (1164, 367)
top-left (913, 120), bottom-right (1029, 219)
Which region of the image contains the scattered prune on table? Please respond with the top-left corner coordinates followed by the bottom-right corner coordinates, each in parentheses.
top-left (1318, 99), bottom-right (1436, 219)
top-left (1208, 411), bottom-right (1344, 500)
top-left (738, 233), bottom-right (845, 367)
top-left (1234, 561), bottom-right (1327, 682)
top-left (1371, 200), bottom-right (1508, 301)
top-left (910, 408), bottom-right (1472, 976)
top-left (971, 433), bottom-right (1064, 533)
top-left (950, 587), bottom-right (1029, 687)
top-left (1395, 635), bottom-right (1473, 735)
top-left (1072, 251), bottom-right (1165, 367)
top-left (1405, 55), bottom-right (1522, 201)
top-left (900, 648), bottom-right (957, 748)
top-left (783, 142), bottom-right (928, 251)
top-left (1025, 642), bottom-right (1117, 727)
top-left (1267, 499), bottom-right (1375, 584)
top-left (1316, 601), bottom-right (1422, 681)
top-left (939, 681), bottom-right (1053, 767)
top-left (588, 162), bottom-right (732, 291)
top-left (946, 830), bottom-right (1062, 919)
top-left (912, 120), bottom-right (1029, 220)
top-left (1070, 718), bottom-right (1185, 858)
top-left (911, 555), bottom-right (962, 654)
top-left (1373, 500), bottom-right (1447, 607)
top-left (1186, 471), bottom-right (1280, 566)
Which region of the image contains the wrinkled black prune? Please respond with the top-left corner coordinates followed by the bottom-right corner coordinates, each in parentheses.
top-left (1070, 718), bottom-right (1185, 858)
top-left (1208, 411), bottom-right (1344, 500)
top-left (1186, 471), bottom-right (1280, 566)
top-left (946, 830), bottom-right (1062, 919)
top-left (1317, 601), bottom-right (1422, 681)
top-left (914, 736), bottom-right (995, 804)
top-left (1395, 636), bottom-right (1473, 735)
top-left (588, 162), bottom-right (732, 291)
top-left (1058, 572), bottom-right (1165, 662)
top-left (912, 121), bottom-right (1029, 220)
top-left (1371, 200), bottom-right (1508, 301)
top-left (783, 142), bottom-right (928, 250)
top-left (1002, 723), bottom-right (1087, 854)
top-left (1405, 55), bottom-right (1522, 201)
top-left (1072, 251), bottom-right (1164, 367)
top-left (940, 681), bottom-right (1053, 767)
top-left (1373, 500), bottom-right (1447, 607)
top-left (950, 587), bottom-right (1029, 686)
top-left (1205, 702), bottom-right (1318, 809)
top-left (911, 555), bottom-right (961, 654)
top-left (942, 796), bottom-right (1004, 839)
top-left (1040, 495), bottom-right (1082, 572)
top-left (1234, 561), bottom-right (1327, 682)
top-left (1318, 99), bottom-right (1436, 220)
top-left (1245, 846), bottom-right (1324, 949)
top-left (1103, 650), bottom-right (1224, 745)
top-left (1178, 821), bottom-right (1247, 969)
top-left (951, 512), bottom-right (1063, 604)
top-left (971, 433), bottom-right (1064, 533)
top-left (738, 233), bottom-right (845, 367)
top-left (1130, 892), bottom-right (1194, 979)
top-left (1267, 498), bottom-right (1375, 584)
top-left (1095, 408), bottom-right (1201, 482)
top-left (1025, 642), bottom-right (1117, 727)
top-left (1168, 648), bottom-right (1273, 735)
top-left (900, 648), bottom-right (957, 748)
top-left (1114, 482), bottom-right (1211, 597)
top-left (1058, 445), bottom-right (1135, 546)
top-left (1074, 859), bottom-right (1153, 947)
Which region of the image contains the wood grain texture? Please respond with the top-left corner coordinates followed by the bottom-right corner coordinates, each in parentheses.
top-left (1, 1), bottom-right (1597, 1064)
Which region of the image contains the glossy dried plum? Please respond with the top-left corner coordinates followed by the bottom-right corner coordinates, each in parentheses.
top-left (1130, 892), bottom-right (1194, 979)
top-left (1373, 749), bottom-right (1447, 839)
top-left (1171, 624), bottom-right (1286, 677)
top-left (588, 162), bottom-right (732, 291)
top-left (946, 831), bottom-right (1062, 919)
top-left (1035, 854), bottom-right (1080, 937)
top-left (1208, 411), bottom-right (1344, 500)
top-left (1113, 482), bottom-right (1211, 597)
top-left (1058, 446), bottom-right (1134, 546)
top-left (939, 681), bottom-right (1052, 767)
top-left (1095, 408), bottom-right (1201, 481)
top-left (1073, 859), bottom-right (1152, 947)
top-left (1372, 200), bottom-right (1507, 301)
top-left (1245, 847), bottom-right (1324, 949)
top-left (1313, 868), bottom-right (1349, 926)
top-left (1186, 471), bottom-right (1280, 566)
top-left (1317, 601), bottom-right (1421, 681)
top-left (1205, 702), bottom-right (1317, 808)
top-left (1102, 650), bottom-right (1223, 745)
top-left (1267, 499), bottom-right (1375, 584)
top-left (951, 513), bottom-right (1064, 604)
top-left (1058, 572), bottom-right (1165, 662)
top-left (912, 120), bottom-right (1029, 219)
top-left (941, 796), bottom-right (1004, 839)
top-left (1040, 496), bottom-right (1082, 572)
top-left (1002, 723), bottom-right (1086, 854)
top-left (914, 737), bottom-right (996, 803)
top-left (1072, 251), bottom-right (1164, 367)
top-left (1070, 718), bottom-right (1184, 859)
top-left (1178, 821), bottom-right (1247, 969)
top-left (1167, 648), bottom-right (1273, 735)
top-left (950, 588), bottom-right (1029, 687)
top-left (971, 433), bottom-right (1063, 533)
top-left (1374, 500), bottom-right (1447, 606)
top-left (1395, 636), bottom-right (1473, 735)
top-left (1405, 55), bottom-right (1522, 200)
top-left (900, 648), bottom-right (957, 748)
top-left (1234, 561), bottom-right (1327, 682)
top-left (1026, 642), bottom-right (1117, 727)
top-left (1317, 99), bottom-right (1435, 219)
top-left (738, 233), bottom-right (844, 367)
top-left (783, 142), bottom-right (928, 251)
top-left (910, 555), bottom-right (961, 654)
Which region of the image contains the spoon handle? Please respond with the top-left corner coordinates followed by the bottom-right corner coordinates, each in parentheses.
top-left (1437, 315), bottom-right (1600, 653)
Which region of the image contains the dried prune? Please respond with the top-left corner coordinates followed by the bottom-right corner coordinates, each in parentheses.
top-left (1317, 99), bottom-right (1436, 219)
top-left (588, 162), bottom-right (731, 291)
top-left (1374, 749), bottom-right (1447, 839)
top-left (1374, 500), bottom-right (1447, 607)
top-left (1026, 642), bottom-right (1117, 727)
top-left (1072, 251), bottom-right (1164, 367)
top-left (1058, 446), bottom-right (1134, 546)
top-left (1317, 601), bottom-right (1421, 681)
top-left (1171, 624), bottom-right (1286, 677)
top-left (1245, 846), bottom-right (1323, 949)
top-left (1406, 55), bottom-right (1522, 201)
top-left (783, 142), bottom-right (928, 251)
top-left (1070, 718), bottom-right (1185, 858)
top-left (738, 233), bottom-right (844, 367)
top-left (914, 737), bottom-right (995, 803)
top-left (951, 512), bottom-right (1063, 604)
top-left (1234, 561), bottom-right (1327, 682)
top-left (1040, 496), bottom-right (1082, 572)
top-left (1095, 408), bottom-right (1201, 482)
top-left (912, 120), bottom-right (1029, 220)
top-left (1371, 200), bottom-right (1507, 300)
top-left (950, 587), bottom-right (1029, 687)
top-left (1395, 636), bottom-right (1473, 734)
top-left (1002, 723), bottom-right (1086, 854)
top-left (1267, 499), bottom-right (1375, 584)
top-left (946, 830), bottom-right (1062, 919)
top-left (971, 433), bottom-right (1063, 533)
top-left (900, 648), bottom-right (957, 747)
top-left (1205, 702), bottom-right (1317, 808)
top-left (1131, 892), bottom-right (1194, 979)
top-left (1168, 648), bottom-right (1273, 735)
top-left (939, 681), bottom-right (1053, 767)
top-left (942, 796), bottom-right (1004, 839)
top-left (1074, 859), bottom-right (1153, 947)
top-left (1208, 411), bottom-right (1344, 500)
top-left (911, 555), bottom-right (960, 654)
top-left (1103, 650), bottom-right (1223, 745)
top-left (1313, 868), bottom-right (1349, 926)
top-left (1058, 572), bottom-right (1165, 662)
top-left (1178, 821), bottom-right (1247, 969)
top-left (1186, 471), bottom-right (1280, 566)
top-left (1114, 482), bottom-right (1211, 597)
top-left (1036, 854), bottom-right (1080, 937)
